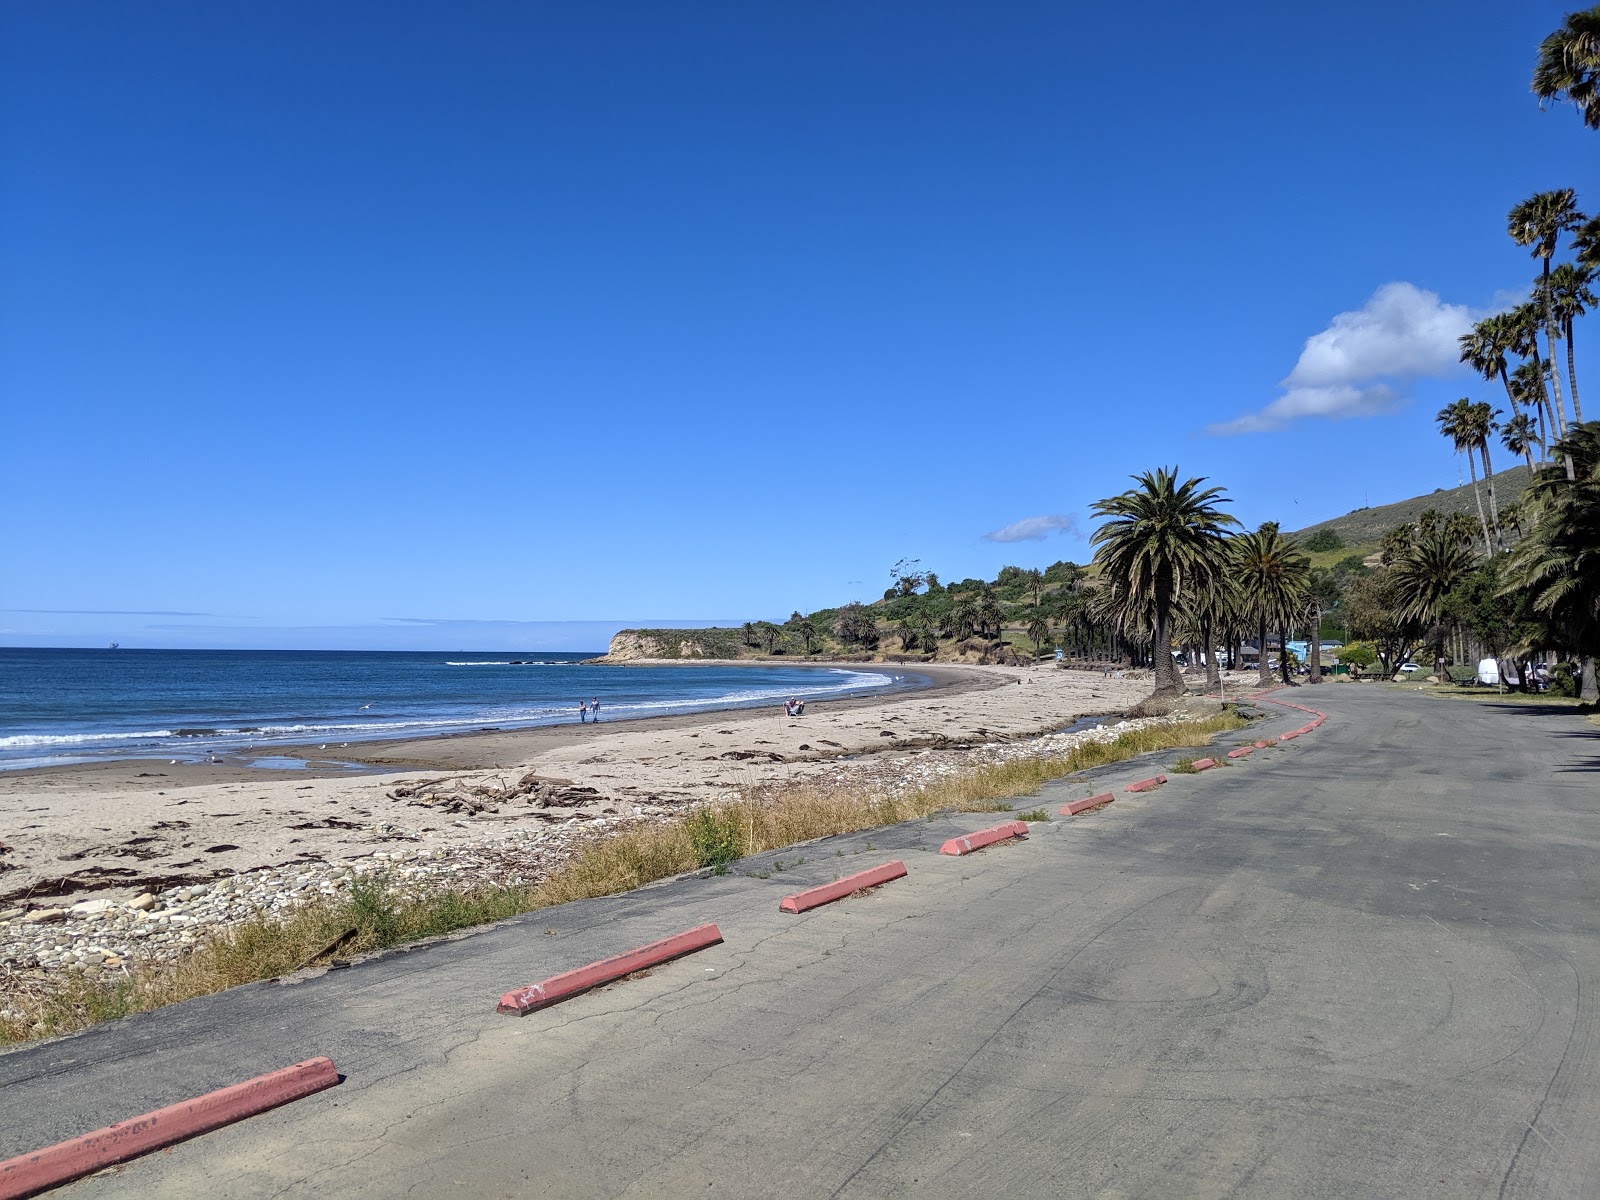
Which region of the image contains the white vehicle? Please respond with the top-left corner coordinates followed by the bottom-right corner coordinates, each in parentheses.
top-left (1477, 657), bottom-right (1501, 686)
top-left (1396, 662), bottom-right (1423, 675)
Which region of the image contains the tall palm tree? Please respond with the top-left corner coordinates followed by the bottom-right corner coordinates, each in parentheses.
top-left (976, 594), bottom-right (1005, 642)
top-left (1459, 314), bottom-right (1524, 419)
top-left (1509, 191), bottom-right (1585, 433)
top-left (1468, 400), bottom-right (1505, 551)
top-left (1089, 467), bottom-right (1237, 699)
top-left (1504, 421), bottom-right (1600, 702)
top-left (1533, 7), bottom-right (1600, 129)
top-left (1508, 307), bottom-right (1561, 448)
top-left (1437, 398), bottom-right (1496, 556)
top-left (1548, 260), bottom-right (1595, 421)
top-left (1026, 612), bottom-right (1051, 654)
top-left (951, 596), bottom-right (978, 641)
top-left (1021, 567), bottom-right (1046, 609)
top-left (1232, 522), bottom-right (1310, 687)
top-left (1503, 411), bottom-right (1541, 472)
top-left (1510, 357), bottom-right (1553, 455)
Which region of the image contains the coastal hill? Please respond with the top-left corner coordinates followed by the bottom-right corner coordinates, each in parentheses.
top-left (1285, 463), bottom-right (1529, 550)
top-left (599, 465), bottom-right (1536, 664)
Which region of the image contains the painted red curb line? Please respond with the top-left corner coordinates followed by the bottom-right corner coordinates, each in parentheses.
top-left (1125, 775), bottom-right (1167, 793)
top-left (1192, 758), bottom-right (1218, 771)
top-left (0, 1057), bottom-right (338, 1200)
top-left (939, 820), bottom-right (1028, 856)
top-left (779, 861), bottom-right (907, 913)
top-left (1060, 792), bottom-right (1115, 816)
top-left (1227, 747), bottom-right (1253, 759)
top-left (498, 923), bottom-right (723, 1016)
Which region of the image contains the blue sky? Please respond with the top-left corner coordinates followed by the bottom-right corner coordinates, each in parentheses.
top-left (3, 1), bottom-right (1596, 650)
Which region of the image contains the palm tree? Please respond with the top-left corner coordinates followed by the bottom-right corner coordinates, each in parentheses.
top-left (1089, 468), bottom-right (1237, 699)
top-left (755, 621), bottom-right (780, 654)
top-left (1508, 308), bottom-right (1560, 448)
top-left (1504, 421), bottom-right (1600, 701)
top-left (1533, 7), bottom-right (1600, 129)
top-left (1437, 398), bottom-right (1496, 556)
top-left (1459, 314), bottom-right (1524, 419)
top-left (1391, 530), bottom-right (1477, 666)
top-left (1510, 358), bottom-right (1553, 455)
top-left (976, 594), bottom-right (1004, 642)
top-left (1026, 612), bottom-right (1051, 654)
top-left (1503, 411), bottom-right (1541, 471)
top-left (1233, 523), bottom-right (1310, 687)
top-left (1548, 261), bottom-right (1595, 422)
top-left (1469, 401), bottom-right (1505, 551)
top-left (1509, 190), bottom-right (1585, 433)
top-left (1022, 567), bottom-right (1046, 609)
top-left (795, 617), bottom-right (817, 654)
top-left (741, 622), bottom-right (756, 648)
top-left (951, 596), bottom-right (978, 641)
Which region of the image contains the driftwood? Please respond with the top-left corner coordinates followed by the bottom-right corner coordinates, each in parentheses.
top-left (387, 772), bottom-right (606, 816)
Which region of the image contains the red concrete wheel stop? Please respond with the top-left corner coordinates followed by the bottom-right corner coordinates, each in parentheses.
top-left (1124, 775), bottom-right (1167, 793)
top-left (1191, 758), bottom-right (1218, 771)
top-left (1280, 731), bottom-right (1299, 741)
top-left (0, 1057), bottom-right (339, 1200)
top-left (1227, 746), bottom-right (1253, 759)
top-left (939, 820), bottom-right (1028, 856)
top-left (1254, 741), bottom-right (1270, 749)
top-left (498, 923), bottom-right (724, 1016)
top-left (1060, 792), bottom-right (1115, 816)
top-left (779, 861), bottom-right (907, 913)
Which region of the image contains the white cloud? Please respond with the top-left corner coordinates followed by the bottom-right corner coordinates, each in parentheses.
top-left (983, 513), bottom-right (1079, 543)
top-left (1208, 282), bottom-right (1475, 435)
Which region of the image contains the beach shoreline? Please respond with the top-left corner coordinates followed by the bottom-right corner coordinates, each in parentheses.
top-left (0, 661), bottom-right (1161, 978)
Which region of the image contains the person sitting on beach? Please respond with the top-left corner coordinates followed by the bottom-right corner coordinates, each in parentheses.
top-left (794, 699), bottom-right (805, 716)
top-left (784, 699), bottom-right (795, 716)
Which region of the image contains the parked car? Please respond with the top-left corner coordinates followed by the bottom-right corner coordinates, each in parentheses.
top-left (1396, 662), bottom-right (1423, 675)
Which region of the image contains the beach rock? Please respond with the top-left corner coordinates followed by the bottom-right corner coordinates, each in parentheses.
top-left (128, 893), bottom-right (156, 911)
top-left (22, 909), bottom-right (66, 925)
top-left (69, 898), bottom-right (114, 916)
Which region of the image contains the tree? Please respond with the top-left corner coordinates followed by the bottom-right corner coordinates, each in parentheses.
top-left (834, 603), bottom-right (879, 649)
top-left (1470, 400), bottom-right (1506, 549)
top-left (1509, 190), bottom-right (1585, 439)
top-left (977, 594), bottom-right (1005, 642)
top-left (1089, 467), bottom-right (1238, 699)
top-left (1503, 421), bottom-right (1600, 702)
top-left (795, 617), bottom-right (817, 654)
top-left (889, 558), bottom-right (927, 597)
top-left (1338, 641), bottom-right (1378, 674)
top-left (1026, 612), bottom-right (1051, 653)
top-left (1460, 313), bottom-right (1526, 421)
top-left (1304, 568), bottom-right (1341, 684)
top-left (755, 621), bottom-right (781, 654)
top-left (1233, 522), bottom-right (1311, 687)
top-left (1548, 260), bottom-right (1595, 422)
top-left (1303, 529), bottom-right (1345, 553)
top-left (1533, 7), bottom-right (1600, 129)
top-left (951, 596), bottom-right (978, 641)
top-left (1503, 411), bottom-right (1541, 471)
top-left (1437, 398), bottom-right (1497, 555)
top-left (1390, 531), bottom-right (1477, 630)
top-left (741, 622), bottom-right (756, 648)
top-left (1021, 567), bottom-right (1046, 609)
top-left (1345, 572), bottom-right (1424, 677)
top-left (1508, 305), bottom-right (1562, 447)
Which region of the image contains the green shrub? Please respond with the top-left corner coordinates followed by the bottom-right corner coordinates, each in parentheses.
top-left (685, 807), bottom-right (742, 869)
top-left (1304, 529), bottom-right (1345, 552)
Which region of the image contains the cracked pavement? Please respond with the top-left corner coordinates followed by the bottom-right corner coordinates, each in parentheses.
top-left (3, 685), bottom-right (1599, 1197)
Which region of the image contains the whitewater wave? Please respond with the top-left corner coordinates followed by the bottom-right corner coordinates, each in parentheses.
top-left (0, 729), bottom-right (178, 749)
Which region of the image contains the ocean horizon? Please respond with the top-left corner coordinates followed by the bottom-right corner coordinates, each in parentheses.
top-left (0, 647), bottom-right (915, 771)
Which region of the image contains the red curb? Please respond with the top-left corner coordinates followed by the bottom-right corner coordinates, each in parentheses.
top-left (1254, 740), bottom-right (1270, 749)
top-left (1227, 747), bottom-right (1253, 759)
top-left (0, 1057), bottom-right (338, 1199)
top-left (779, 861), bottom-right (907, 913)
top-left (939, 820), bottom-right (1028, 856)
top-left (1280, 731), bottom-right (1298, 741)
top-left (1125, 775), bottom-right (1167, 793)
top-left (497, 923), bottom-right (723, 1016)
top-left (1192, 758), bottom-right (1218, 771)
top-left (1060, 792), bottom-right (1115, 816)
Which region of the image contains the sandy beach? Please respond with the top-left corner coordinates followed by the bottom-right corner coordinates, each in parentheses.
top-left (0, 662), bottom-right (1143, 908)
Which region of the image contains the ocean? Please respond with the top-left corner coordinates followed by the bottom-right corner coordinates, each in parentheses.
top-left (0, 648), bottom-right (912, 771)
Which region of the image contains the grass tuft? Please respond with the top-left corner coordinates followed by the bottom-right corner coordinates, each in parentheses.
top-left (1, 710), bottom-right (1247, 1046)
top-left (1016, 809), bottom-right (1051, 822)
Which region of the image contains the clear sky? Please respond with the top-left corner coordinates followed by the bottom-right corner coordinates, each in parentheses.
top-left (3, 2), bottom-right (1596, 650)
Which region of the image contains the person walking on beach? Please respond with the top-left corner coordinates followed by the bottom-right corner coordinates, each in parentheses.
top-left (590, 697), bottom-right (601, 721)
top-left (578, 700), bottom-right (588, 723)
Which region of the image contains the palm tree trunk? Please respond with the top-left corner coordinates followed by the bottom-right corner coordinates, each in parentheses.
top-left (1278, 627), bottom-right (1293, 685)
top-left (1202, 613), bottom-right (1220, 693)
top-left (1307, 602), bottom-right (1323, 684)
top-left (1465, 452), bottom-right (1493, 557)
top-left (1565, 317), bottom-right (1584, 423)
top-left (1151, 599), bottom-right (1181, 698)
top-left (1479, 442), bottom-right (1504, 551)
top-left (1542, 265), bottom-right (1572, 431)
top-left (1580, 655), bottom-right (1598, 704)
top-left (1257, 618), bottom-right (1272, 688)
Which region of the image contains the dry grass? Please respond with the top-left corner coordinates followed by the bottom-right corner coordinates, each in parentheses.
top-left (1, 710), bottom-right (1246, 1045)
